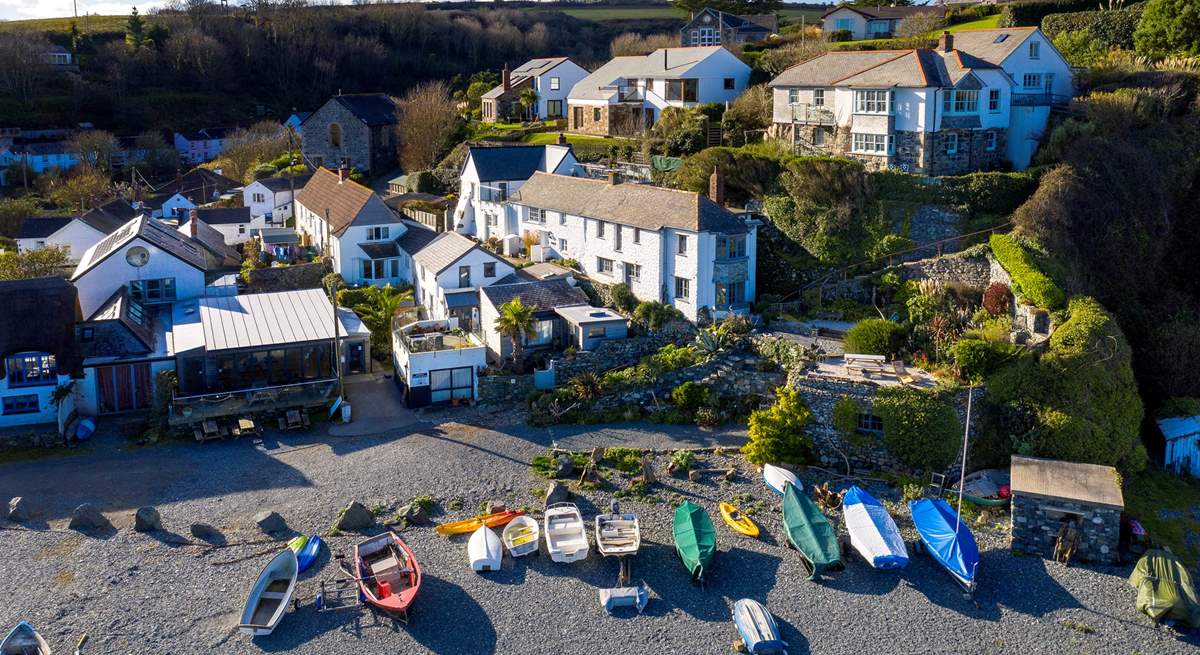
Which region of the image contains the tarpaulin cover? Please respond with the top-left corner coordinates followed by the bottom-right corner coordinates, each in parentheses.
top-left (909, 498), bottom-right (980, 587)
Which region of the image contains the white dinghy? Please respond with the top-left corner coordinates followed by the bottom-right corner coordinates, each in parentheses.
top-left (595, 502), bottom-right (641, 557)
top-left (468, 525), bottom-right (503, 572)
top-left (501, 515), bottom-right (540, 558)
top-left (1, 622), bottom-right (50, 655)
top-left (544, 502), bottom-right (590, 564)
top-left (238, 549), bottom-right (299, 636)
top-left (762, 463), bottom-right (802, 496)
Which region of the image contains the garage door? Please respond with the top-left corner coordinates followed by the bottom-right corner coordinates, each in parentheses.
top-left (97, 363), bottom-right (152, 414)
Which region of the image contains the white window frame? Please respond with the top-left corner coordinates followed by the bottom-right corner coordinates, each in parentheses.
top-left (812, 88), bottom-right (825, 107)
top-left (787, 89), bottom-right (800, 105)
top-left (674, 276), bottom-right (690, 301)
top-left (946, 133), bottom-right (959, 155)
top-left (624, 262), bottom-right (641, 281)
top-left (854, 90), bottom-right (892, 115)
top-left (368, 226), bottom-right (389, 240)
top-left (596, 257), bottom-right (614, 275)
top-left (988, 88), bottom-right (1001, 112)
top-left (851, 133), bottom-right (893, 155)
top-left (677, 234), bottom-right (688, 255)
top-left (942, 89), bottom-right (979, 114)
top-left (986, 131), bottom-right (997, 152)
top-left (1029, 41), bottom-right (1040, 59)
top-left (550, 76), bottom-right (560, 91)
top-left (1022, 73), bottom-right (1043, 90)
top-left (528, 207), bottom-right (546, 224)
top-left (836, 18), bottom-right (852, 31)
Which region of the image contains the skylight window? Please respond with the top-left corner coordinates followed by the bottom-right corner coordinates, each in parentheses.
top-left (993, 34), bottom-right (1009, 43)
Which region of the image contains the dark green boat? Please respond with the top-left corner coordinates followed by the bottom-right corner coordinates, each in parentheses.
top-left (673, 500), bottom-right (717, 583)
top-left (782, 484), bottom-right (842, 580)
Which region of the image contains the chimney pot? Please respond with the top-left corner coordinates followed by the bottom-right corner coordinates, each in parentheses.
top-left (939, 31), bottom-right (953, 53)
top-left (338, 160), bottom-right (348, 183)
top-left (709, 166), bottom-right (725, 206)
top-left (607, 171), bottom-right (620, 185)
top-left (189, 208), bottom-right (199, 237)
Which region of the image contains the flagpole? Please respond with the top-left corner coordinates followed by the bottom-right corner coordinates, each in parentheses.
top-left (955, 386), bottom-right (974, 537)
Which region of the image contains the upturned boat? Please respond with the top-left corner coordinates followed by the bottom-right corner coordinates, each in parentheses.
top-left (732, 599), bottom-right (788, 654)
top-left (781, 485), bottom-right (841, 580)
top-left (468, 525), bottom-right (503, 572)
top-left (842, 486), bottom-right (908, 570)
top-left (763, 464), bottom-right (802, 496)
top-left (909, 498), bottom-right (980, 595)
top-left (673, 500), bottom-right (717, 583)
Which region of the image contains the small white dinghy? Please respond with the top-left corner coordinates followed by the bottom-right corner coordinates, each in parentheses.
top-left (595, 502), bottom-right (640, 557)
top-left (501, 515), bottom-right (540, 558)
top-left (544, 502), bottom-right (590, 564)
top-left (1, 622), bottom-right (50, 655)
top-left (732, 599), bottom-right (788, 654)
top-left (763, 463), bottom-right (802, 496)
top-left (468, 525), bottom-right (503, 573)
top-left (238, 549), bottom-right (298, 636)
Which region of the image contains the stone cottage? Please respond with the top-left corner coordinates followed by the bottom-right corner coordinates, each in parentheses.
top-left (301, 93), bottom-right (398, 174)
top-left (1009, 455), bottom-right (1123, 564)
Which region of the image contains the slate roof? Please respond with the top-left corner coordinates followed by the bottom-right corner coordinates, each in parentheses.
top-left (256, 174), bottom-right (312, 193)
top-left (512, 173), bottom-right (748, 234)
top-left (178, 217), bottom-right (241, 269)
top-left (412, 231), bottom-right (489, 274)
top-left (16, 216), bottom-right (73, 239)
top-left (73, 215), bottom-right (209, 280)
top-left (482, 57), bottom-right (573, 99)
top-left (466, 145), bottom-right (554, 182)
top-left (295, 167), bottom-right (398, 238)
top-left (359, 241), bottom-right (401, 259)
top-left (480, 278), bottom-right (588, 314)
top-left (7, 141), bottom-right (72, 156)
top-left (0, 276), bottom-right (82, 377)
top-left (1010, 455), bottom-right (1124, 509)
top-left (397, 222), bottom-right (441, 255)
top-left (150, 168), bottom-right (240, 206)
top-left (687, 9), bottom-right (777, 35)
top-left (85, 287), bottom-right (155, 353)
top-left (571, 47), bottom-right (747, 102)
top-left (81, 198), bottom-right (138, 233)
top-left (194, 207), bottom-right (252, 225)
top-left (324, 94), bottom-right (398, 127)
top-left (176, 127), bottom-right (234, 142)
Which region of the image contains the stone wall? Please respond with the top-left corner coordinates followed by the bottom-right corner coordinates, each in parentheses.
top-left (302, 101), bottom-right (373, 172)
top-left (478, 374), bottom-right (534, 406)
top-left (568, 103), bottom-right (643, 137)
top-left (245, 260), bottom-right (331, 293)
top-left (928, 128), bottom-right (1008, 177)
top-left (551, 333), bottom-right (679, 385)
top-left (1011, 495), bottom-right (1121, 564)
top-left (813, 251), bottom-right (994, 306)
top-left (0, 426), bottom-right (61, 451)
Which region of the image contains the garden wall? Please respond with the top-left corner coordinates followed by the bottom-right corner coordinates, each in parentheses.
top-left (814, 251), bottom-right (996, 305)
top-left (550, 332), bottom-right (687, 385)
top-left (478, 374), bottom-right (534, 406)
top-left (0, 425), bottom-right (61, 451)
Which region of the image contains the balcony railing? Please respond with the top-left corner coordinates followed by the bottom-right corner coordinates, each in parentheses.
top-left (790, 103), bottom-right (836, 125)
top-left (1011, 92), bottom-right (1072, 107)
top-left (169, 378), bottom-right (338, 426)
top-left (393, 318), bottom-right (485, 355)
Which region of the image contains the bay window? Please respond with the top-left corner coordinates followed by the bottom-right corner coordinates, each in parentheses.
top-left (942, 89), bottom-right (979, 114)
top-left (852, 133), bottom-right (892, 155)
top-left (854, 90), bottom-right (892, 114)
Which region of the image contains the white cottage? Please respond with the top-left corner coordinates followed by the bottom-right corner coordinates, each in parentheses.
top-left (14, 211), bottom-right (126, 262)
top-left (242, 173), bottom-right (312, 224)
top-left (481, 57), bottom-right (590, 122)
top-left (0, 277), bottom-right (82, 429)
top-left (411, 231), bottom-right (515, 332)
top-left (453, 144), bottom-right (578, 243)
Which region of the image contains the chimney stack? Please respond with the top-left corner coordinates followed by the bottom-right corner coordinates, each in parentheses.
top-left (556, 132), bottom-right (567, 146)
top-left (338, 159), bottom-right (348, 183)
top-left (502, 64), bottom-right (511, 92)
top-left (607, 170), bottom-right (620, 185)
top-left (709, 166), bottom-right (725, 206)
top-left (189, 208), bottom-right (199, 238)
top-left (939, 31), bottom-right (953, 53)
top-left (663, 49), bottom-right (668, 69)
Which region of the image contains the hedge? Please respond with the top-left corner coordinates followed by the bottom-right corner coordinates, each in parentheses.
top-left (1042, 5), bottom-right (1144, 50)
top-left (874, 387), bottom-right (962, 471)
top-left (953, 338), bottom-right (1025, 381)
top-left (999, 0), bottom-right (1099, 28)
top-left (844, 319), bottom-right (906, 356)
top-left (869, 170), bottom-right (1038, 218)
top-left (988, 233), bottom-right (1067, 310)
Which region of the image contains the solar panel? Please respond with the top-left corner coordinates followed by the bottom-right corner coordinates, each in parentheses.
top-left (86, 219), bottom-right (139, 268)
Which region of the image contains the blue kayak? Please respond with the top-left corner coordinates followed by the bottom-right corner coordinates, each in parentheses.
top-left (732, 598), bottom-right (788, 654)
top-left (909, 498), bottom-right (979, 594)
top-left (296, 535), bottom-right (323, 573)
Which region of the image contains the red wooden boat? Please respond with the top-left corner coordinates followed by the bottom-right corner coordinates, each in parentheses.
top-left (355, 531), bottom-right (421, 618)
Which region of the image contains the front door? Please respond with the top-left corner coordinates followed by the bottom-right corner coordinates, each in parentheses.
top-left (346, 341), bottom-right (366, 374)
top-left (573, 106), bottom-right (584, 130)
top-left (96, 363), bottom-right (152, 414)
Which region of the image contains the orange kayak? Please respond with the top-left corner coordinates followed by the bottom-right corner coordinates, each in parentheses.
top-left (435, 510), bottom-right (524, 536)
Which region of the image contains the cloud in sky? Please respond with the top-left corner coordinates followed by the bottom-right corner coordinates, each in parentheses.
top-left (0, 0), bottom-right (166, 22)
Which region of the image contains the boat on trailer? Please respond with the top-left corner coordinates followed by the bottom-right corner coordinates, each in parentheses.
top-left (238, 549), bottom-right (299, 636)
top-left (1, 622), bottom-right (50, 655)
top-left (596, 500), bottom-right (642, 607)
top-left (355, 531), bottom-right (422, 619)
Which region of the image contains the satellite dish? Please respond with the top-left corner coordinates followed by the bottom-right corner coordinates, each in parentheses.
top-left (126, 246), bottom-right (150, 268)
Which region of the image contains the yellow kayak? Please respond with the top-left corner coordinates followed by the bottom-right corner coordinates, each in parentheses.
top-left (719, 502), bottom-right (760, 538)
top-left (435, 510), bottom-right (524, 536)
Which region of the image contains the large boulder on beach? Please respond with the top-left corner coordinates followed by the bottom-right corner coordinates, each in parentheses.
top-left (6, 497), bottom-right (35, 522)
top-left (397, 503), bottom-right (430, 526)
top-left (544, 482), bottom-right (571, 506)
top-left (555, 454), bottom-right (575, 477)
top-left (253, 510), bottom-right (288, 535)
top-left (190, 523), bottom-right (223, 543)
top-left (133, 506), bottom-right (161, 532)
top-left (336, 501), bottom-right (374, 531)
top-left (69, 503), bottom-right (110, 531)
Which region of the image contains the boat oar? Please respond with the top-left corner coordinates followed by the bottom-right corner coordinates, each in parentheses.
top-left (74, 634), bottom-right (88, 655)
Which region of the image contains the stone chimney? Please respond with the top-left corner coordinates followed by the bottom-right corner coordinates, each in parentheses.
top-left (607, 170), bottom-right (620, 185)
top-left (502, 64), bottom-right (511, 92)
top-left (709, 166), bottom-right (725, 206)
top-left (939, 31), bottom-right (953, 53)
top-left (189, 208), bottom-right (199, 238)
top-left (338, 159), bottom-right (348, 183)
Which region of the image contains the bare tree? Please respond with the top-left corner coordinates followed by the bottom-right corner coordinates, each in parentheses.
top-left (896, 12), bottom-right (945, 40)
top-left (214, 121), bottom-right (290, 183)
top-left (610, 32), bottom-right (681, 57)
top-left (396, 81), bottom-right (463, 172)
top-left (70, 130), bottom-right (119, 173)
top-left (46, 166), bottom-right (113, 214)
top-left (0, 32), bottom-right (53, 104)
top-left (132, 131), bottom-right (178, 174)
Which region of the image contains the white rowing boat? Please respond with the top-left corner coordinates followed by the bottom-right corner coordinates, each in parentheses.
top-left (501, 515), bottom-right (539, 558)
top-left (238, 549), bottom-right (298, 636)
top-left (468, 525), bottom-right (503, 572)
top-left (595, 503), bottom-right (640, 557)
top-left (544, 503), bottom-right (589, 564)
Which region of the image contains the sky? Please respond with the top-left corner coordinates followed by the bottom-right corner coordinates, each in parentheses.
top-left (0, 1), bottom-right (167, 22)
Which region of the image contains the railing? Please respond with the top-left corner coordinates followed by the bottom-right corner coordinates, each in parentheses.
top-left (617, 86), bottom-right (644, 103)
top-left (790, 103), bottom-right (836, 125)
top-left (393, 317), bottom-right (483, 355)
top-left (1011, 93), bottom-right (1072, 107)
top-left (169, 378), bottom-right (337, 425)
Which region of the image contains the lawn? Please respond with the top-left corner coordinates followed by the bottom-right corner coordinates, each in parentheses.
top-left (832, 14), bottom-right (1004, 50)
top-left (947, 14), bottom-right (1003, 32)
top-left (522, 6), bottom-right (823, 23)
top-left (521, 132), bottom-right (636, 147)
top-left (1125, 470), bottom-right (1200, 567)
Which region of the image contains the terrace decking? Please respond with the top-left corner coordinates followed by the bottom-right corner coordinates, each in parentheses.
top-left (169, 378), bottom-right (338, 426)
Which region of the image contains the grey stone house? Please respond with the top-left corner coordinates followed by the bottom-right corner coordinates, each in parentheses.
top-left (680, 8), bottom-right (777, 46)
top-left (301, 94), bottom-right (398, 174)
top-left (1009, 455), bottom-right (1124, 564)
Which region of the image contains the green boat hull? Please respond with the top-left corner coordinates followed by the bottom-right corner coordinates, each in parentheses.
top-left (673, 500), bottom-right (717, 582)
top-left (782, 485), bottom-right (842, 580)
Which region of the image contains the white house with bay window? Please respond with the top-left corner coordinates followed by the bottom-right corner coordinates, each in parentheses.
top-left (454, 144), bottom-right (578, 243)
top-left (768, 27), bottom-right (1072, 174)
top-left (507, 171), bottom-right (757, 321)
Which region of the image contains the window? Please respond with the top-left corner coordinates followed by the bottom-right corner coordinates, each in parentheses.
top-left (813, 88), bottom-right (825, 106)
top-left (593, 107), bottom-right (602, 122)
top-left (129, 278), bottom-right (176, 304)
top-left (613, 226), bottom-right (622, 251)
top-left (597, 257), bottom-right (614, 274)
top-left (852, 133), bottom-right (892, 154)
top-left (528, 207), bottom-right (546, 224)
top-left (665, 79), bottom-right (699, 103)
top-left (942, 89), bottom-right (979, 114)
top-left (836, 18), bottom-right (852, 30)
top-left (252, 192), bottom-right (265, 203)
top-left (854, 90), bottom-right (892, 114)
top-left (587, 326), bottom-right (606, 339)
top-left (573, 106), bottom-right (584, 129)
top-left (946, 133), bottom-right (959, 155)
top-left (483, 262), bottom-right (496, 278)
top-left (4, 353), bottom-right (57, 387)
top-left (328, 123), bottom-right (342, 148)
top-left (988, 88), bottom-right (1001, 112)
top-left (674, 277), bottom-right (690, 301)
top-left (715, 281), bottom-right (745, 305)
top-left (596, 221), bottom-right (606, 239)
top-left (724, 78), bottom-right (735, 90)
top-left (458, 265), bottom-right (471, 288)
top-left (2, 395), bottom-right (39, 415)
top-left (238, 225), bottom-right (246, 234)
top-left (430, 366), bottom-right (473, 403)
top-left (527, 319), bottom-right (554, 347)
top-left (717, 235), bottom-right (746, 258)
top-left (368, 226), bottom-right (389, 240)
top-left (389, 259), bottom-right (399, 278)
top-left (788, 89), bottom-right (800, 105)
top-left (813, 129), bottom-right (827, 146)
top-left (550, 76), bottom-right (560, 91)
top-left (624, 262), bottom-right (641, 282)
top-left (857, 413), bottom-right (883, 432)
top-left (547, 100), bottom-right (564, 118)
top-left (1023, 73), bottom-right (1042, 89)
top-left (632, 227), bottom-right (641, 244)
top-left (693, 27), bottom-right (717, 46)
top-left (558, 238), bottom-right (568, 252)
top-left (986, 131), bottom-right (997, 151)
top-left (677, 234), bottom-right (688, 255)
top-left (1029, 41), bottom-right (1040, 59)
top-left (80, 327), bottom-right (95, 342)
top-left (559, 212), bottom-right (566, 225)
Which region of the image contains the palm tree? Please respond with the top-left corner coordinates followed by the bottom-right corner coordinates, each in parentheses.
top-left (494, 297), bottom-right (536, 370)
top-left (518, 87), bottom-right (539, 123)
top-left (356, 285), bottom-right (413, 354)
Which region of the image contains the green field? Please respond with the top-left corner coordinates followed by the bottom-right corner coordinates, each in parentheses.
top-left (833, 14), bottom-right (1005, 50)
top-left (525, 5), bottom-right (822, 22)
top-left (0, 14), bottom-right (140, 34)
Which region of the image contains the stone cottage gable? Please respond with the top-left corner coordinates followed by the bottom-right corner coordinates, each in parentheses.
top-left (301, 94), bottom-right (398, 173)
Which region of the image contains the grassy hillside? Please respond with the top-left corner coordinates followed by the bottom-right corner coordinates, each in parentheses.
top-left (0, 14), bottom-right (141, 34)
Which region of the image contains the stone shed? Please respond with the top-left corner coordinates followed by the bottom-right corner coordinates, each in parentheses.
top-left (1009, 455), bottom-right (1124, 564)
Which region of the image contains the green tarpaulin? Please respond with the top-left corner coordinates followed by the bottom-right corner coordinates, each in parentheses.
top-left (1129, 549), bottom-right (1200, 628)
top-left (783, 484), bottom-right (842, 580)
top-left (673, 500), bottom-right (717, 582)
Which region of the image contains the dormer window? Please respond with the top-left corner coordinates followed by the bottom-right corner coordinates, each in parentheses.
top-left (4, 352), bottom-right (57, 387)
top-left (368, 226), bottom-right (390, 240)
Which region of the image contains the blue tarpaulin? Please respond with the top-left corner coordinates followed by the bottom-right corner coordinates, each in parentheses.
top-left (909, 498), bottom-right (980, 590)
top-left (843, 486), bottom-right (908, 570)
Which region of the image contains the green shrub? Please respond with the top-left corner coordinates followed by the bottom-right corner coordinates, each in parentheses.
top-left (844, 319), bottom-right (905, 356)
top-left (874, 387), bottom-right (962, 471)
top-left (671, 449), bottom-right (696, 471)
top-left (999, 0), bottom-right (1098, 28)
top-left (743, 387), bottom-right (816, 465)
top-left (831, 396), bottom-right (861, 438)
top-left (988, 234), bottom-right (1067, 310)
top-left (601, 343), bottom-right (699, 391)
top-left (633, 300), bottom-right (685, 330)
top-left (869, 234), bottom-right (915, 261)
top-left (1158, 397), bottom-right (1200, 418)
top-left (1134, 0), bottom-right (1200, 58)
top-left (695, 407), bottom-right (721, 428)
top-left (610, 282), bottom-right (638, 314)
top-left (676, 146), bottom-right (786, 206)
top-left (671, 381), bottom-right (713, 412)
top-left (1042, 4), bottom-right (1144, 50)
top-left (953, 338), bottom-right (1024, 382)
